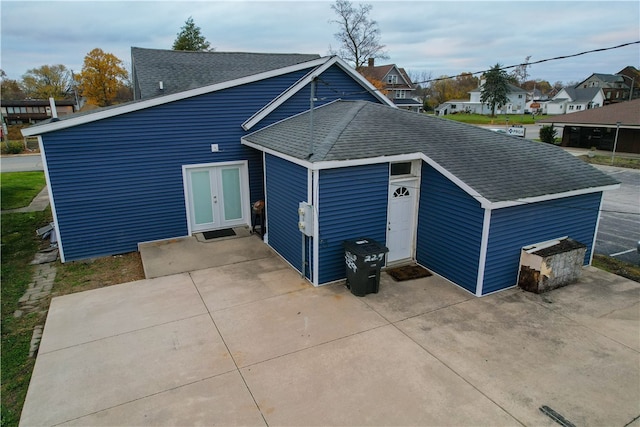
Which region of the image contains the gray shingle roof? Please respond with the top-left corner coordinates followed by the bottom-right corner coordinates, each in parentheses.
top-left (131, 47), bottom-right (320, 99)
top-left (563, 87), bottom-right (602, 102)
top-left (539, 98), bottom-right (640, 127)
top-left (243, 100), bottom-right (618, 203)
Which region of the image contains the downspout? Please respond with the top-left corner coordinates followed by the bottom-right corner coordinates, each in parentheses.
top-left (308, 77), bottom-right (317, 159)
top-left (476, 207), bottom-right (492, 296)
top-left (302, 77), bottom-right (318, 278)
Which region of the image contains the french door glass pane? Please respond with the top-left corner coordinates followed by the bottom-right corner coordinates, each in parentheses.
top-left (221, 168), bottom-right (242, 220)
top-left (191, 170), bottom-right (213, 225)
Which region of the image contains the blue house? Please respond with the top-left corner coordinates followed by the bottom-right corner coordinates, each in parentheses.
top-left (242, 100), bottom-right (619, 295)
top-left (23, 50), bottom-right (619, 296)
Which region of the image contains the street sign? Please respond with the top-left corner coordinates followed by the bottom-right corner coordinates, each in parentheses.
top-left (508, 126), bottom-right (526, 137)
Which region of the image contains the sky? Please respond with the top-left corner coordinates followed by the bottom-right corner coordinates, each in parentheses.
top-left (1, 0), bottom-right (639, 86)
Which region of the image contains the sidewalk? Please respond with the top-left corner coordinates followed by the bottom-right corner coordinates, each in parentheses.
top-left (1, 186), bottom-right (49, 213)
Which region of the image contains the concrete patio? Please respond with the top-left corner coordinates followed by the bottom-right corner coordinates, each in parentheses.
top-left (20, 234), bottom-right (640, 426)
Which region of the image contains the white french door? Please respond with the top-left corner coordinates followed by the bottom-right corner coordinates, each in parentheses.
top-left (184, 162), bottom-right (249, 233)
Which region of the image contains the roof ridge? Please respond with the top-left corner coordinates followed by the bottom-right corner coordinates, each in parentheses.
top-left (312, 101), bottom-right (367, 161)
top-left (131, 46), bottom-right (319, 56)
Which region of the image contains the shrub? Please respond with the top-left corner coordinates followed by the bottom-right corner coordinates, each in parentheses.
top-left (1, 141), bottom-right (24, 154)
top-left (539, 125), bottom-right (558, 144)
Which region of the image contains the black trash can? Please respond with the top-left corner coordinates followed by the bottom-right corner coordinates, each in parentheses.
top-left (343, 238), bottom-right (389, 297)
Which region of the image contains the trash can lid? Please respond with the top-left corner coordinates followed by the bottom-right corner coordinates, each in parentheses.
top-left (343, 238), bottom-right (388, 255)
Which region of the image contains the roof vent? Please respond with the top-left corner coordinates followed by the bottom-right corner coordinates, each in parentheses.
top-left (159, 81), bottom-right (164, 90)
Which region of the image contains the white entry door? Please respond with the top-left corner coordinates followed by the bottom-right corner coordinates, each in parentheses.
top-left (185, 163), bottom-right (248, 233)
top-left (386, 180), bottom-right (418, 262)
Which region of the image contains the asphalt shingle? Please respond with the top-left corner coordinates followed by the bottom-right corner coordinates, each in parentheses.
top-left (243, 100), bottom-right (619, 203)
top-left (131, 47), bottom-right (320, 99)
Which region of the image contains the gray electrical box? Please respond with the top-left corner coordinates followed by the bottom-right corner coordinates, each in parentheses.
top-left (298, 202), bottom-right (313, 236)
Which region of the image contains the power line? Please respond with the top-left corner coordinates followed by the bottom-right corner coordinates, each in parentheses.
top-left (412, 41), bottom-right (640, 85)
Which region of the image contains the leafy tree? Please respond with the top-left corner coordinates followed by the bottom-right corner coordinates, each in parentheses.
top-left (0, 70), bottom-right (26, 100)
top-left (172, 17), bottom-right (212, 51)
top-left (429, 76), bottom-right (453, 106)
top-left (451, 72), bottom-right (479, 100)
top-left (540, 125), bottom-right (558, 144)
top-left (362, 75), bottom-right (388, 95)
top-left (77, 48), bottom-right (129, 107)
top-left (20, 64), bottom-right (72, 99)
top-left (480, 63), bottom-right (510, 117)
top-left (521, 79), bottom-right (553, 97)
top-left (330, 0), bottom-right (387, 69)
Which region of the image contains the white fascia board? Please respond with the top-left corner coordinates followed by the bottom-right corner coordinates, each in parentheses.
top-left (417, 153), bottom-right (490, 208)
top-left (475, 208), bottom-right (492, 296)
top-left (21, 57), bottom-right (330, 137)
top-left (242, 58), bottom-right (335, 130)
top-left (37, 135), bottom-right (67, 262)
top-left (242, 56), bottom-right (394, 131)
top-left (310, 153), bottom-right (422, 170)
top-left (241, 137), bottom-right (313, 169)
top-left (489, 183), bottom-right (621, 210)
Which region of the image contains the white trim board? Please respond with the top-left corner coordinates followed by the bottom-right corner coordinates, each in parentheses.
top-left (242, 56), bottom-right (394, 131)
top-left (22, 57), bottom-right (331, 137)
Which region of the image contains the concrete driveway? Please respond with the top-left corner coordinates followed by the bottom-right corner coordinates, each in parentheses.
top-left (20, 236), bottom-right (640, 426)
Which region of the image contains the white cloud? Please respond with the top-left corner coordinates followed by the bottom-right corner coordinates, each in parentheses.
top-left (1, 0), bottom-right (638, 85)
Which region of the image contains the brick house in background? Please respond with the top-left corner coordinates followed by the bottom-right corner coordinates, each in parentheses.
top-left (0, 99), bottom-right (76, 125)
top-left (359, 59), bottom-right (422, 112)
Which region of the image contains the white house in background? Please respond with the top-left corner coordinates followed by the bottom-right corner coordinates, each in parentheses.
top-left (435, 83), bottom-right (527, 116)
top-left (545, 87), bottom-right (605, 115)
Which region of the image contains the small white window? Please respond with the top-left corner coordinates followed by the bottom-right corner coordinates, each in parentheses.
top-left (387, 75), bottom-right (398, 84)
top-left (391, 162), bottom-right (412, 176)
top-left (393, 186), bottom-right (411, 198)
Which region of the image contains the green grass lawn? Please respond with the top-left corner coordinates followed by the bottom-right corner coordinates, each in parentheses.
top-left (1, 209), bottom-right (52, 427)
top-left (579, 154), bottom-right (640, 170)
top-left (439, 113), bottom-right (548, 125)
top-left (0, 172), bottom-right (45, 210)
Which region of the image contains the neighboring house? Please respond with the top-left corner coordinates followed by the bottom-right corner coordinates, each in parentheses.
top-left (575, 73), bottom-right (633, 104)
top-left (539, 98), bottom-right (640, 153)
top-left (0, 100), bottom-right (76, 124)
top-left (617, 66), bottom-right (640, 100)
top-left (359, 59), bottom-right (422, 112)
top-left (436, 83), bottom-right (527, 115)
top-left (545, 87), bottom-right (605, 115)
top-left (22, 49), bottom-right (618, 297)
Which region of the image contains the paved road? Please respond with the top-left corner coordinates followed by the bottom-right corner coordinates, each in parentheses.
top-left (1, 153), bottom-right (44, 172)
top-left (594, 165), bottom-right (640, 265)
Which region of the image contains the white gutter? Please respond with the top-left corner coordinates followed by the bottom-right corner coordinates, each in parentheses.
top-left (22, 57), bottom-right (331, 137)
top-left (242, 139), bottom-right (621, 210)
top-left (242, 56), bottom-right (394, 131)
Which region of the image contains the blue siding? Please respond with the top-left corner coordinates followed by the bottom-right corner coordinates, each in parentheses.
top-left (43, 63), bottom-right (384, 262)
top-left (42, 70), bottom-right (312, 261)
top-left (416, 163), bottom-right (484, 293)
top-left (257, 64), bottom-right (382, 127)
top-left (264, 154), bottom-right (310, 276)
top-left (317, 163), bottom-right (389, 284)
top-left (482, 192), bottom-right (602, 294)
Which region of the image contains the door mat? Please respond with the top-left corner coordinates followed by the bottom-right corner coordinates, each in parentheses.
top-left (386, 265), bottom-right (432, 281)
top-left (202, 228), bottom-right (236, 240)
